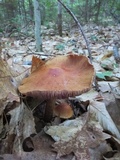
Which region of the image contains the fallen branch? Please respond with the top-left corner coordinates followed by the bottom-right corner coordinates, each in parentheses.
top-left (113, 45), bottom-right (120, 63)
top-left (58, 0), bottom-right (92, 63)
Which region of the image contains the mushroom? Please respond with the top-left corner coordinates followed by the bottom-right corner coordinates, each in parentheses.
top-left (18, 54), bottom-right (94, 122)
top-left (54, 101), bottom-right (73, 119)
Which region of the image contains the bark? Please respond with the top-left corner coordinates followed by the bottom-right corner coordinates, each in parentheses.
top-left (57, 2), bottom-right (62, 37)
top-left (28, 0), bottom-right (34, 19)
top-left (19, 0), bottom-right (28, 33)
top-left (85, 0), bottom-right (89, 22)
top-left (33, 0), bottom-right (42, 52)
top-left (95, 0), bottom-right (102, 23)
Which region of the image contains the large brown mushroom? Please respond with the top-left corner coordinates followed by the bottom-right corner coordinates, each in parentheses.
top-left (18, 54), bottom-right (94, 121)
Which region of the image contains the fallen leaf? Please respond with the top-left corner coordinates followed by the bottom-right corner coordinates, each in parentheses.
top-left (0, 102), bottom-right (36, 154)
top-left (45, 113), bottom-right (88, 142)
top-left (96, 71), bottom-right (113, 80)
top-left (89, 100), bottom-right (120, 139)
top-left (52, 121), bottom-right (110, 160)
top-left (103, 152), bottom-right (120, 160)
top-left (75, 89), bottom-right (100, 101)
top-left (0, 58), bottom-right (19, 115)
top-left (2, 132), bottom-right (73, 160)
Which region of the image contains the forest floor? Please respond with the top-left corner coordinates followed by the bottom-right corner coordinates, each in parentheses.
top-left (0, 23), bottom-right (120, 160)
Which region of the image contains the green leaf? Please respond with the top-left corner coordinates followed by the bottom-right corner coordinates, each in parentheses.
top-left (55, 43), bottom-right (65, 51)
top-left (96, 72), bottom-right (106, 80)
top-left (96, 71), bottom-right (113, 80)
top-left (90, 35), bottom-right (98, 41)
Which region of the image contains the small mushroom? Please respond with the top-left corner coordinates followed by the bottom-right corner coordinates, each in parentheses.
top-left (54, 101), bottom-right (73, 119)
top-left (18, 54), bottom-right (94, 122)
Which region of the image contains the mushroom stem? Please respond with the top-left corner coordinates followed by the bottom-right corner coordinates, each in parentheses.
top-left (44, 99), bottom-right (56, 122)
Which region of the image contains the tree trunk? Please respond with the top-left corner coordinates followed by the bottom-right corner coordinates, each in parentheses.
top-left (57, 2), bottom-right (62, 37)
top-left (4, 0), bottom-right (17, 21)
top-left (95, 0), bottom-right (102, 23)
top-left (19, 0), bottom-right (28, 33)
top-left (28, 0), bottom-right (34, 20)
top-left (85, 0), bottom-right (89, 23)
top-left (33, 0), bottom-right (42, 52)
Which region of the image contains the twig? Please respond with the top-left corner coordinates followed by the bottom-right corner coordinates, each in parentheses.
top-left (113, 45), bottom-right (120, 63)
top-left (58, 0), bottom-right (92, 63)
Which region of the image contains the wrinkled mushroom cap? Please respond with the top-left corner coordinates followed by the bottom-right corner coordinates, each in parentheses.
top-left (18, 54), bottom-right (94, 99)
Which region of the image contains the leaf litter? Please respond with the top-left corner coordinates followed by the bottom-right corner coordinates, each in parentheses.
top-left (0, 23), bottom-right (120, 160)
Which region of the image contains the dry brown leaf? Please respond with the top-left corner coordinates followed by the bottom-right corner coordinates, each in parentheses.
top-left (31, 56), bottom-right (45, 73)
top-left (2, 132), bottom-right (74, 160)
top-left (0, 58), bottom-right (19, 115)
top-left (101, 51), bottom-right (113, 60)
top-left (0, 102), bottom-right (36, 154)
top-left (53, 124), bottom-right (110, 160)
